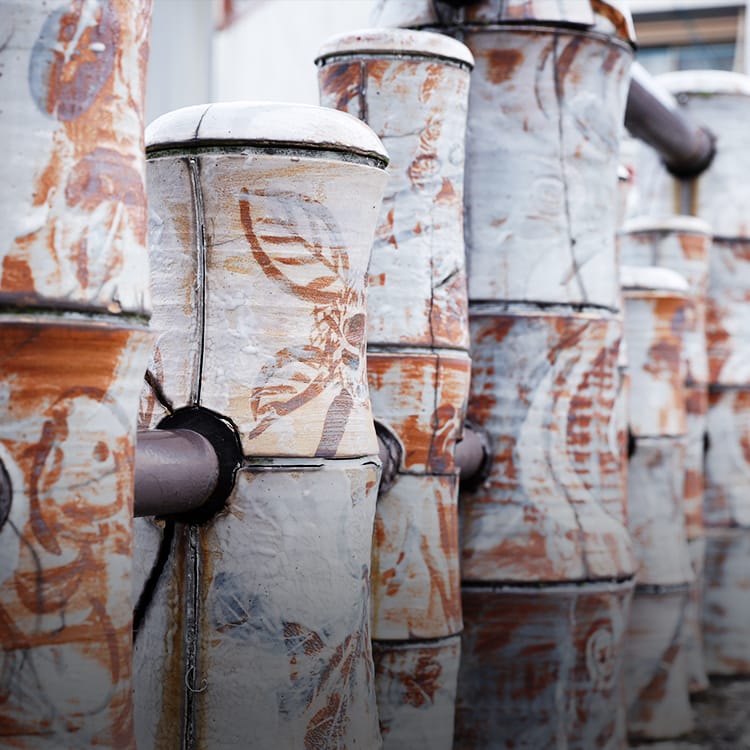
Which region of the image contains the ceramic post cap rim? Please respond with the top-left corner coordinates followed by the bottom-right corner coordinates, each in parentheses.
top-left (146, 101), bottom-right (389, 165)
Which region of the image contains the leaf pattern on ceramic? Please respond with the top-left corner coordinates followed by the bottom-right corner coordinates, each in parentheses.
top-left (0, 387), bottom-right (136, 743)
top-left (238, 188), bottom-right (367, 457)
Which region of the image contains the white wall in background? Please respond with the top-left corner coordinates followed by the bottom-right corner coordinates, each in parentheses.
top-left (630, 0), bottom-right (741, 11)
top-left (146, 0), bottom-right (214, 124)
top-left (214, 0), bottom-right (376, 105)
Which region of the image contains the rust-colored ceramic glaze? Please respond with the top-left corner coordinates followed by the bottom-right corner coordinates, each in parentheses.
top-left (134, 102), bottom-right (390, 750)
top-left (134, 458), bottom-right (382, 750)
top-left (459, 26), bottom-right (631, 308)
top-left (0, 319), bottom-right (152, 748)
top-left (706, 238), bottom-right (750, 387)
top-left (684, 384), bottom-right (707, 539)
top-left (140, 103), bottom-right (389, 459)
top-left (619, 217), bottom-right (711, 388)
top-left (0, 0), bottom-right (152, 315)
top-left (623, 587), bottom-right (694, 741)
top-left (367, 351), bottom-right (470, 475)
top-left (705, 386), bottom-right (750, 527)
top-left (461, 306), bottom-right (633, 583)
top-left (623, 285), bottom-right (688, 439)
top-left (367, 8), bottom-right (634, 309)
top-left (316, 30), bottom-right (475, 745)
top-left (371, 473), bottom-right (461, 640)
top-left (456, 581), bottom-right (634, 750)
top-left (317, 29), bottom-right (473, 349)
top-left (372, 0), bottom-right (636, 44)
top-left (373, 636), bottom-right (460, 750)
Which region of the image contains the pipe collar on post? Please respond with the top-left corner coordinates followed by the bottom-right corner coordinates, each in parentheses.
top-left (134, 407), bottom-right (242, 521)
top-left (455, 421), bottom-right (492, 487)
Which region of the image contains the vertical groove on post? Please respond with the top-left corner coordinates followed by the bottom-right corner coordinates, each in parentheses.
top-left (358, 60), bottom-right (368, 123)
top-left (182, 525), bottom-right (203, 750)
top-left (187, 156), bottom-right (207, 406)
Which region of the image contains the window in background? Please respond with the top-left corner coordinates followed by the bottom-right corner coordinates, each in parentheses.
top-left (633, 3), bottom-right (744, 74)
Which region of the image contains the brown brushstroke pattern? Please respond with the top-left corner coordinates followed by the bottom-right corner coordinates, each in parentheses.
top-left (0, 322), bottom-right (150, 747)
top-left (238, 189), bottom-right (363, 456)
top-left (456, 583), bottom-right (633, 749)
top-left (2, 0), bottom-right (151, 313)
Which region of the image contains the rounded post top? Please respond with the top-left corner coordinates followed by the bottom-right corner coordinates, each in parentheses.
top-left (146, 101), bottom-right (389, 165)
top-left (657, 70), bottom-right (750, 98)
top-left (369, 0), bottom-right (635, 45)
top-left (621, 265), bottom-right (690, 296)
top-left (316, 27), bottom-right (474, 68)
top-left (621, 215), bottom-right (712, 237)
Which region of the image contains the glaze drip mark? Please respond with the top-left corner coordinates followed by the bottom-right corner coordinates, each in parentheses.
top-left (29, 0), bottom-right (120, 121)
top-left (66, 147), bottom-right (144, 211)
top-left (551, 33), bottom-right (588, 304)
top-left (238, 188), bottom-right (364, 456)
top-left (485, 47), bottom-right (523, 85)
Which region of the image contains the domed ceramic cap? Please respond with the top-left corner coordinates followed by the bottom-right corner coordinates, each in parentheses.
top-left (658, 70), bottom-right (750, 98)
top-left (621, 265), bottom-right (690, 295)
top-left (146, 101), bottom-right (389, 164)
top-left (622, 215), bottom-right (712, 236)
top-left (370, 0), bottom-right (635, 44)
top-left (316, 28), bottom-right (474, 68)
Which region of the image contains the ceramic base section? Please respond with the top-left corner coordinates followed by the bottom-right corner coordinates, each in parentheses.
top-left (455, 580), bottom-right (634, 750)
top-left (685, 537), bottom-right (708, 693)
top-left (624, 587), bottom-right (694, 740)
top-left (373, 636), bottom-right (460, 750)
top-left (462, 307), bottom-right (633, 583)
top-left (628, 436), bottom-right (693, 587)
top-left (371, 472), bottom-right (461, 640)
top-left (705, 387), bottom-right (750, 527)
top-left (703, 527), bottom-right (750, 676)
top-left (133, 456), bottom-right (381, 750)
top-left (0, 319), bottom-right (152, 749)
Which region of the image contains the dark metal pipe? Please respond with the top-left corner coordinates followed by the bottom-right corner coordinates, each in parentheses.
top-left (135, 419), bottom-right (488, 508)
top-left (625, 62), bottom-right (715, 179)
top-left (134, 429), bottom-right (220, 517)
top-left (375, 421), bottom-right (403, 495)
top-left (455, 422), bottom-right (492, 486)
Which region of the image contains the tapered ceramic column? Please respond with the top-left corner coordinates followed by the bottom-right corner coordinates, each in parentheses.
top-left (704, 236), bottom-right (750, 673)
top-left (621, 265), bottom-right (694, 740)
top-left (133, 102), bottom-right (389, 749)
top-left (317, 29), bottom-right (473, 750)
top-left (619, 216), bottom-right (712, 693)
top-left (0, 1), bottom-right (153, 747)
top-left (369, 3), bottom-right (638, 748)
top-left (627, 70), bottom-right (750, 678)
top-left (630, 72), bottom-right (750, 237)
top-left (373, 0), bottom-right (636, 312)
